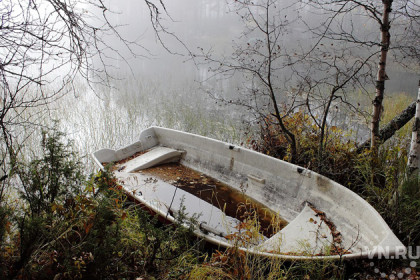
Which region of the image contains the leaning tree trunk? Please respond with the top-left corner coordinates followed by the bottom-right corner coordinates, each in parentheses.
top-left (406, 80), bottom-right (420, 179)
top-left (371, 0), bottom-right (393, 150)
top-left (357, 101), bottom-right (416, 153)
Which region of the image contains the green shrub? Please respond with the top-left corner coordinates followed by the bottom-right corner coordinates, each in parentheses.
top-left (14, 128), bottom-right (84, 216)
top-left (1, 127), bottom-right (202, 279)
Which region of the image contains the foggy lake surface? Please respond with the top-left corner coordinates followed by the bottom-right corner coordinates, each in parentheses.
top-left (41, 0), bottom-right (418, 171)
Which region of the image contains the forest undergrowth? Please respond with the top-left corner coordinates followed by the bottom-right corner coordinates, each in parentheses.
top-left (1, 94), bottom-right (419, 279)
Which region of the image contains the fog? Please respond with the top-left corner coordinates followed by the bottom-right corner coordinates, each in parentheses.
top-left (101, 0), bottom-right (418, 93)
top-left (22, 0), bottom-right (419, 170)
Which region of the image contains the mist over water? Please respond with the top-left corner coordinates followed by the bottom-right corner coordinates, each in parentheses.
top-left (103, 0), bottom-right (419, 94)
top-left (31, 0), bottom-right (419, 170)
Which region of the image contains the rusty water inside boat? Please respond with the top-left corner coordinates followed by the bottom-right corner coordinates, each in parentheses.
top-left (140, 163), bottom-right (288, 237)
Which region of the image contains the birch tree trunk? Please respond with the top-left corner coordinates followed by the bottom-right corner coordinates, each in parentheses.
top-left (357, 101), bottom-right (416, 153)
top-left (371, 0), bottom-right (393, 150)
top-left (407, 80), bottom-right (420, 179)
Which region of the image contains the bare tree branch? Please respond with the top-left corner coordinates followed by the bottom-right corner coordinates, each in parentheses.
top-left (0, 0), bottom-right (170, 157)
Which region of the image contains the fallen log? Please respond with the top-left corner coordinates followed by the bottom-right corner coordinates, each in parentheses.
top-left (356, 101), bottom-right (416, 153)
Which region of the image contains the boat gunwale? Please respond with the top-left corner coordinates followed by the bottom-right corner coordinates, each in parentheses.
top-left (92, 126), bottom-right (405, 260)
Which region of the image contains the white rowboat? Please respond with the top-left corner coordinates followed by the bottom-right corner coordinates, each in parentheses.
top-left (92, 127), bottom-right (404, 260)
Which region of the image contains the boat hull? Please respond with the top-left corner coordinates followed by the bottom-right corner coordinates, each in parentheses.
top-left (92, 126), bottom-right (405, 260)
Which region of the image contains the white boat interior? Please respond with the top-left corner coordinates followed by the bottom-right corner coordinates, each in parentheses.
top-left (92, 127), bottom-right (405, 260)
